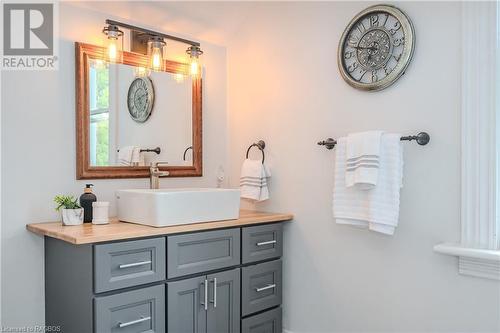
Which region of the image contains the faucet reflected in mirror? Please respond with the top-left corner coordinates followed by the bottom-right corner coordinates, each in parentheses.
top-left (150, 162), bottom-right (170, 189)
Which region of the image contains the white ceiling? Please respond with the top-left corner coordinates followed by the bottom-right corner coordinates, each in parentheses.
top-left (65, 1), bottom-right (258, 46)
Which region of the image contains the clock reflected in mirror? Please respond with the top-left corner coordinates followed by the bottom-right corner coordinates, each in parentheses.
top-left (127, 77), bottom-right (155, 123)
top-left (338, 4), bottom-right (415, 91)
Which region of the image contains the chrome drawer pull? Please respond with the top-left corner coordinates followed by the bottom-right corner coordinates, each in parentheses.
top-left (211, 278), bottom-right (217, 308)
top-left (201, 279), bottom-right (208, 311)
top-left (255, 284), bottom-right (276, 292)
top-left (118, 260), bottom-right (152, 269)
top-left (256, 240), bottom-right (277, 246)
top-left (118, 316), bottom-right (151, 328)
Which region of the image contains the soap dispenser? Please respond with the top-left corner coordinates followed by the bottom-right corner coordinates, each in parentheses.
top-left (80, 184), bottom-right (97, 223)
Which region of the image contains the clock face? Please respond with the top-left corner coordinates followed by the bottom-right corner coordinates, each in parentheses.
top-left (338, 5), bottom-right (415, 91)
top-left (127, 77), bottom-right (155, 122)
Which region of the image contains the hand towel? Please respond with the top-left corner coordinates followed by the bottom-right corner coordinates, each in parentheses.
top-left (333, 134), bottom-right (403, 235)
top-left (345, 131), bottom-right (384, 190)
top-left (131, 147), bottom-right (145, 166)
top-left (240, 159), bottom-right (271, 202)
top-left (118, 146), bottom-right (135, 166)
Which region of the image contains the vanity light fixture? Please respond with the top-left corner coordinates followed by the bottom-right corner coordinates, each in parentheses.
top-left (186, 45), bottom-right (203, 77)
top-left (148, 36), bottom-right (166, 72)
top-left (102, 24), bottom-right (123, 63)
top-left (102, 19), bottom-right (204, 75)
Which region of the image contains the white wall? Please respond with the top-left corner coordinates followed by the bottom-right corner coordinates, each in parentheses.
top-left (0, 2), bottom-right (228, 326)
top-left (226, 2), bottom-right (500, 332)
top-left (2, 1), bottom-right (499, 331)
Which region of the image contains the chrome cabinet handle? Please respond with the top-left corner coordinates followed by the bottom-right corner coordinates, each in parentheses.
top-left (255, 284), bottom-right (276, 292)
top-left (118, 260), bottom-right (152, 269)
top-left (201, 279), bottom-right (208, 311)
top-left (118, 316), bottom-right (151, 328)
top-left (210, 278), bottom-right (217, 308)
top-left (256, 240), bottom-right (277, 246)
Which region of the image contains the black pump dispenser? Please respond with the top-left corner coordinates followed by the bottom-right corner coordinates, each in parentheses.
top-left (80, 184), bottom-right (97, 223)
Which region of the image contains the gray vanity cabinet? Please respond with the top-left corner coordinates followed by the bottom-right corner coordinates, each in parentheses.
top-left (44, 222), bottom-right (285, 333)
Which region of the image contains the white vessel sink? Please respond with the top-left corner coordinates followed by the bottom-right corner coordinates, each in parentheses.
top-left (116, 188), bottom-right (241, 227)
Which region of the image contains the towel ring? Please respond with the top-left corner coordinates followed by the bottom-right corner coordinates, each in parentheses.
top-left (183, 146), bottom-right (193, 161)
top-left (246, 140), bottom-right (266, 164)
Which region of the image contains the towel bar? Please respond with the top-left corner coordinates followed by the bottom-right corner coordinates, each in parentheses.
top-left (317, 132), bottom-right (430, 150)
top-left (246, 140), bottom-right (266, 163)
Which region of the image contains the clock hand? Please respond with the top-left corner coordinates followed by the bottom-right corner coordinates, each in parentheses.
top-left (352, 45), bottom-right (377, 51)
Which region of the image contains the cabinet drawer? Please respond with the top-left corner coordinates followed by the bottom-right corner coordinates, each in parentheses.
top-left (242, 224), bottom-right (282, 264)
top-left (167, 229), bottom-right (240, 278)
top-left (94, 237), bottom-right (166, 293)
top-left (242, 308), bottom-right (282, 333)
top-left (94, 284), bottom-right (165, 333)
top-left (241, 260), bottom-right (282, 316)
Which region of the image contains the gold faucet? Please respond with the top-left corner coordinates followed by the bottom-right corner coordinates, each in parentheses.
top-left (150, 162), bottom-right (170, 189)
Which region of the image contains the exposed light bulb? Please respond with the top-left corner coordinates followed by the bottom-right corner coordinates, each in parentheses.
top-left (102, 24), bottom-right (123, 63)
top-left (186, 45), bottom-right (203, 78)
top-left (190, 59), bottom-right (199, 76)
top-left (148, 37), bottom-right (166, 72)
top-left (151, 49), bottom-right (162, 71)
top-left (108, 39), bottom-right (118, 62)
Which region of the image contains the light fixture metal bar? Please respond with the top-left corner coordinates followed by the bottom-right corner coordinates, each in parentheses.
top-left (105, 19), bottom-right (200, 47)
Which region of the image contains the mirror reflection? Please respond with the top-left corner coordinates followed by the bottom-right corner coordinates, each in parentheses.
top-left (88, 59), bottom-right (193, 167)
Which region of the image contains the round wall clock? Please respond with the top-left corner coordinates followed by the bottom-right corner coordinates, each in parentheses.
top-left (338, 5), bottom-right (415, 91)
top-left (127, 77), bottom-right (155, 122)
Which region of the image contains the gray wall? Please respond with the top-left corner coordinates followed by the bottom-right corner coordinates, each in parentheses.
top-left (1, 2), bottom-right (228, 326)
top-left (226, 2), bottom-right (500, 332)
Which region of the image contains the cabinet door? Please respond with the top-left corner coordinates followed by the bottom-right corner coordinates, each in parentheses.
top-left (207, 268), bottom-right (241, 333)
top-left (167, 276), bottom-right (207, 333)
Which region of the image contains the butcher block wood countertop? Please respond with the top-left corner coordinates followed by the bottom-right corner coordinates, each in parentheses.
top-left (26, 210), bottom-right (293, 245)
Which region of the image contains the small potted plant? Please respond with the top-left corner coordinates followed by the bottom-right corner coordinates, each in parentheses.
top-left (54, 195), bottom-right (83, 226)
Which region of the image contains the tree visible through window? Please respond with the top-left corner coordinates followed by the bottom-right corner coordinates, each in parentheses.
top-left (89, 60), bottom-right (110, 166)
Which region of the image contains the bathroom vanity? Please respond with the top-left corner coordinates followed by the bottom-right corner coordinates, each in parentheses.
top-left (27, 210), bottom-right (292, 333)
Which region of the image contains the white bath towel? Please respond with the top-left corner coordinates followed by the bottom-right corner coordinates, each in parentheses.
top-left (333, 134), bottom-right (403, 235)
top-left (345, 131), bottom-right (384, 190)
top-left (240, 159), bottom-right (271, 202)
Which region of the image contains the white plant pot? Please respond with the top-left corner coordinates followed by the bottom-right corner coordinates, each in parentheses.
top-left (61, 208), bottom-right (84, 226)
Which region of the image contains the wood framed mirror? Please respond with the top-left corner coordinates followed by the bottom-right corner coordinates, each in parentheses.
top-left (75, 42), bottom-right (202, 179)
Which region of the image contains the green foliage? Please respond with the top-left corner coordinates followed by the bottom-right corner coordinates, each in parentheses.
top-left (95, 119), bottom-right (109, 166)
top-left (54, 195), bottom-right (81, 211)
